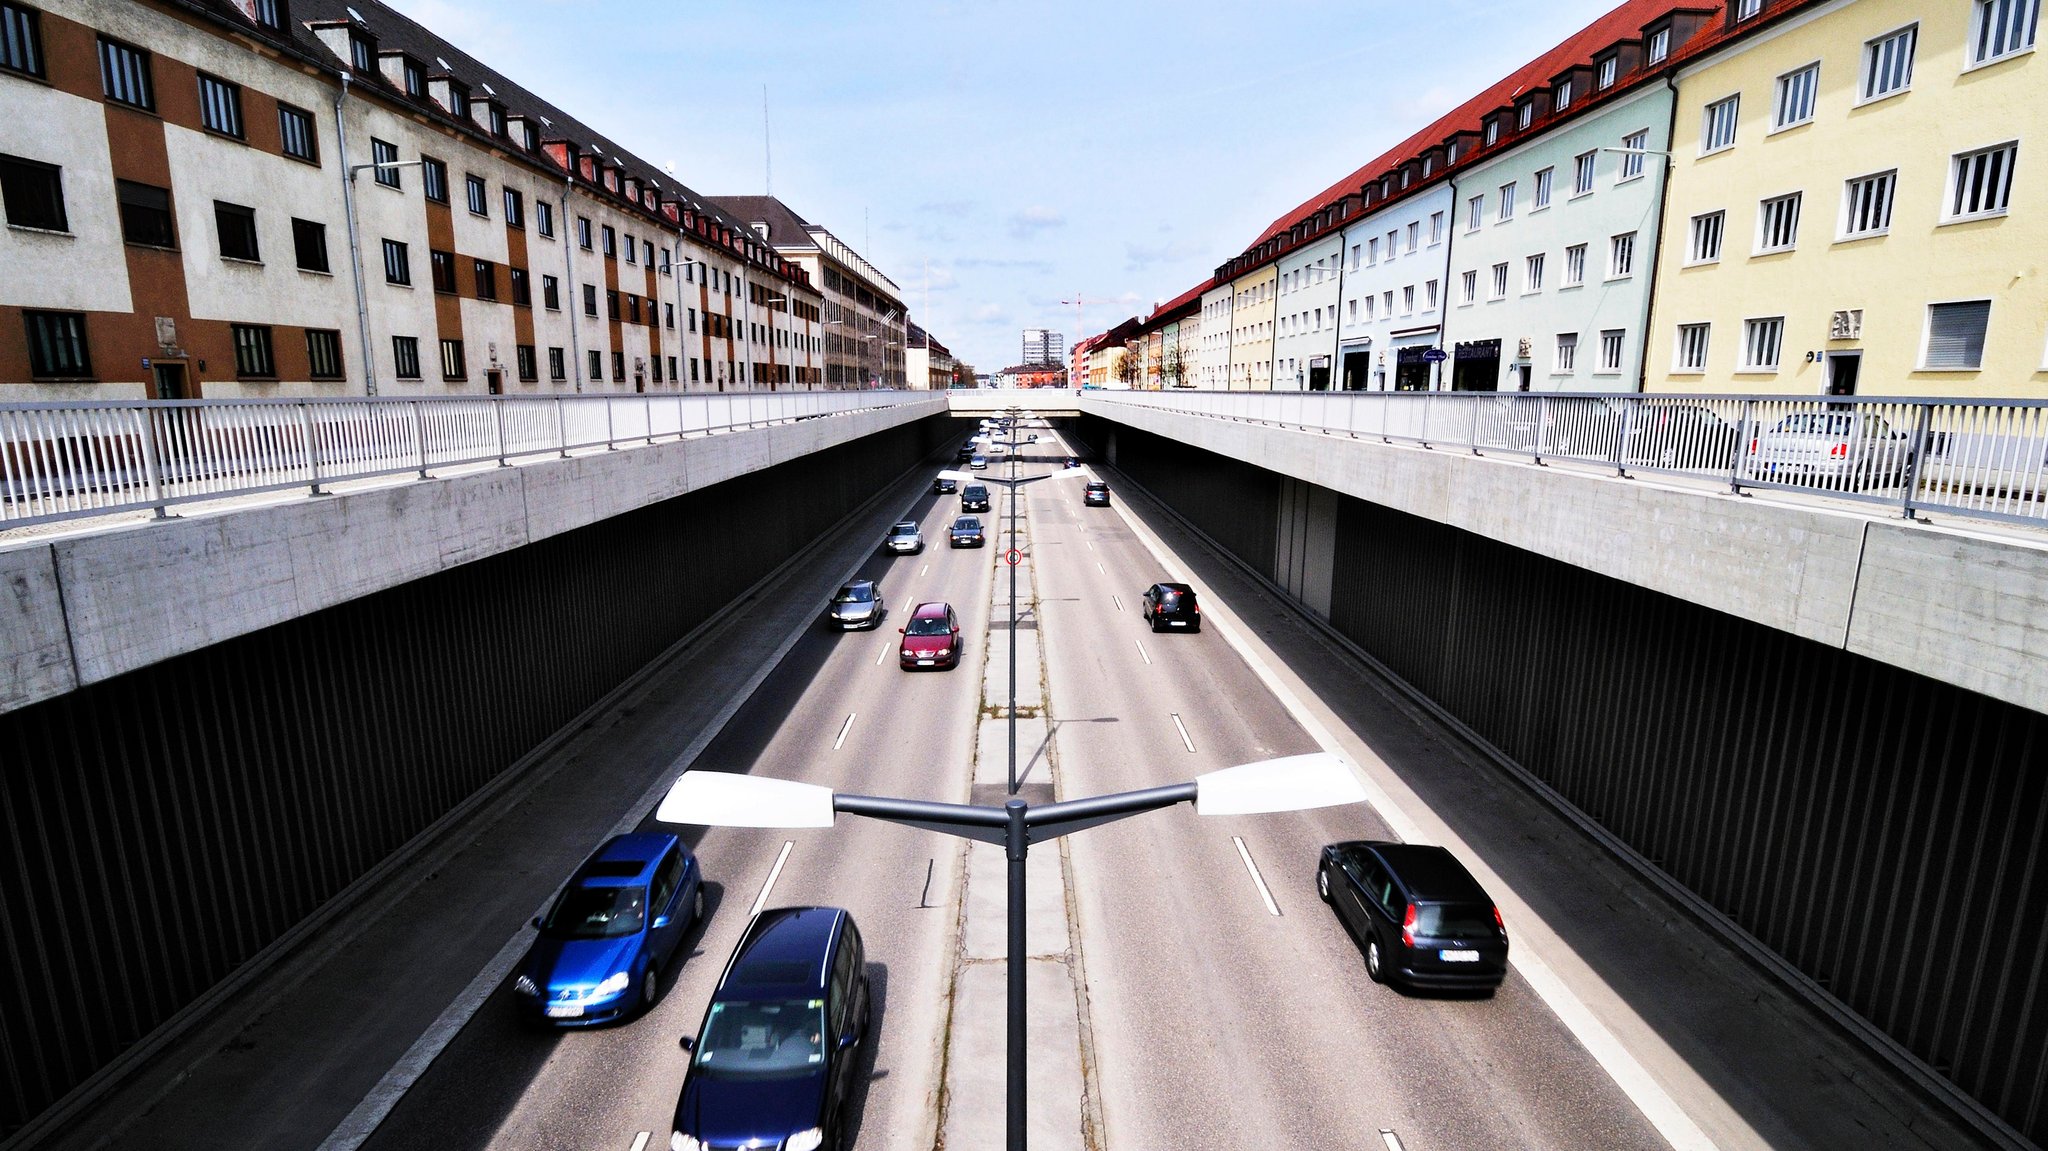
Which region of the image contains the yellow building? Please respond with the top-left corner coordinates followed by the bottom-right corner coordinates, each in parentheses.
top-left (1227, 263), bottom-right (1278, 389)
top-left (1646, 0), bottom-right (2045, 397)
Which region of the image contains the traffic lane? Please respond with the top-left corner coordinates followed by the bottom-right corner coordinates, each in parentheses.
top-left (360, 485), bottom-right (991, 1151)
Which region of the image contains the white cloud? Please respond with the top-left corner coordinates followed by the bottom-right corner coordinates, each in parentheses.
top-left (1007, 205), bottom-right (1066, 240)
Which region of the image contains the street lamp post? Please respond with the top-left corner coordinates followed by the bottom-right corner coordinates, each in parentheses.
top-left (657, 752), bottom-right (1368, 1151)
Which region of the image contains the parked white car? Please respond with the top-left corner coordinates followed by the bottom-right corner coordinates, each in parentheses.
top-left (1745, 411), bottom-right (1914, 490)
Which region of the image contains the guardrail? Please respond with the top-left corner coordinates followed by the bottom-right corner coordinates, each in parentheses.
top-left (1090, 390), bottom-right (2048, 530)
top-left (0, 390), bottom-right (925, 529)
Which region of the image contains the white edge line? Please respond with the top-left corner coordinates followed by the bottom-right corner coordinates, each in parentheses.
top-left (1232, 836), bottom-right (1281, 917)
top-left (749, 841), bottom-right (795, 918)
top-left (1103, 484), bottom-right (1718, 1151)
top-left (1133, 638), bottom-right (1151, 665)
top-left (629, 1133), bottom-right (651, 1151)
top-left (1170, 711), bottom-right (1195, 753)
top-left (833, 711), bottom-right (857, 750)
top-left (1379, 1129), bottom-right (1405, 1151)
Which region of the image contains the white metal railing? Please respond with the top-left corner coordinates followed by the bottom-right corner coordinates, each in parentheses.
top-left (1089, 390), bottom-right (2048, 530)
top-left (0, 390), bottom-right (927, 529)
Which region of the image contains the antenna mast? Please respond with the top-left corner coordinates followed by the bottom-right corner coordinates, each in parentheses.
top-left (762, 85), bottom-right (772, 194)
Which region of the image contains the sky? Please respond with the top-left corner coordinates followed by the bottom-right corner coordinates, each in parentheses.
top-left (383, 0), bottom-right (1628, 374)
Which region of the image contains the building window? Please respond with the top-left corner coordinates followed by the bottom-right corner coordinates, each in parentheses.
top-left (392, 335), bottom-right (422, 379)
top-left (583, 283), bottom-right (598, 316)
top-left (488, 104), bottom-right (506, 137)
top-left (1863, 25), bottom-right (1917, 100)
top-left (535, 200), bottom-right (554, 237)
top-left (419, 156), bottom-right (446, 203)
top-left (1702, 95), bottom-right (1739, 153)
top-left (198, 73), bottom-right (243, 137)
top-left (348, 33), bottom-right (371, 71)
top-left (1490, 262), bottom-right (1509, 299)
top-left (1609, 232), bottom-right (1636, 277)
top-left (1425, 279), bottom-right (1439, 310)
top-left (98, 36), bottom-right (154, 110)
top-left (473, 259), bottom-right (496, 300)
top-left (446, 83), bottom-right (469, 120)
top-left (606, 289), bottom-right (619, 319)
top-left (1533, 168), bottom-right (1553, 209)
top-left (1498, 181), bottom-right (1517, 220)
top-left (24, 310), bottom-right (90, 377)
top-left (231, 323), bottom-right (275, 377)
top-left (541, 274), bottom-right (559, 310)
top-left (1647, 26), bottom-right (1671, 63)
top-left (611, 351), bottom-right (625, 381)
top-left (1554, 333), bottom-right (1578, 373)
top-left (1675, 323), bottom-right (1711, 371)
top-left (503, 187), bottom-right (523, 228)
top-left (1773, 64), bottom-right (1820, 130)
top-left (1573, 150), bottom-right (1597, 195)
top-left (1688, 211), bottom-right (1725, 262)
top-left (1971, 0), bottom-right (2038, 65)
top-left (1405, 221), bottom-right (1419, 251)
top-left (1597, 56), bottom-right (1617, 88)
top-left (1460, 269), bottom-right (1477, 304)
top-left (1466, 194), bottom-right (1484, 231)
top-left (2, 2), bottom-right (46, 78)
top-left (215, 201), bottom-right (259, 261)
top-left (587, 349), bottom-right (602, 380)
top-left (440, 338), bottom-right (466, 380)
top-left (1484, 120), bottom-right (1499, 145)
top-left (1841, 171), bottom-right (1896, 238)
top-left (0, 153), bottom-right (67, 231)
top-left (516, 344), bottom-right (537, 382)
top-left (643, 240), bottom-right (655, 266)
top-left (510, 267), bottom-right (530, 306)
top-left (382, 238), bottom-right (410, 284)
top-left (1517, 102), bottom-right (1533, 130)
top-left (1563, 243), bottom-right (1586, 286)
top-left (1736, 0), bottom-right (1762, 19)
top-left (668, 356), bottom-right (677, 381)
top-left (548, 346), bottom-right (566, 380)
top-left (628, 295), bottom-right (641, 323)
top-left (1598, 329), bottom-right (1625, 372)
top-left (577, 216), bottom-right (592, 249)
top-left (1556, 78), bottom-right (1573, 110)
top-left (1429, 211), bottom-right (1444, 243)
top-left (465, 173), bottom-right (487, 216)
top-left (1741, 317), bottom-right (1783, 370)
top-left (665, 302), bottom-right (676, 329)
top-left (252, 0), bottom-right (283, 30)
top-left (625, 233), bottom-right (638, 264)
top-left (431, 249), bottom-right (456, 293)
top-left (1948, 142), bottom-right (2017, 219)
top-left (1925, 301), bottom-right (1992, 368)
top-left (1401, 286), bottom-right (1415, 314)
top-left (371, 138), bottom-right (401, 188)
top-left (292, 217), bottom-right (328, 272)
top-left (601, 224), bottom-right (616, 257)
top-left (278, 103), bottom-right (318, 162)
top-left (1525, 253), bottom-right (1545, 292)
top-left (1755, 192), bottom-right (1802, 253)
top-left (306, 329), bottom-right (344, 379)
top-left (1619, 130), bottom-right (1649, 179)
top-left (402, 57), bottom-right (425, 97)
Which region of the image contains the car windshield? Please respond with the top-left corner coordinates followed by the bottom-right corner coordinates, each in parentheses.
top-left (539, 884), bottom-right (646, 939)
top-left (833, 585), bottom-right (873, 604)
top-left (1414, 903), bottom-right (1496, 938)
top-left (693, 998), bottom-right (828, 1078)
top-left (954, 518), bottom-right (978, 530)
top-left (906, 614), bottom-right (951, 636)
top-left (1086, 483), bottom-right (1106, 492)
top-left (890, 523), bottom-right (917, 535)
top-left (965, 487), bottom-right (986, 498)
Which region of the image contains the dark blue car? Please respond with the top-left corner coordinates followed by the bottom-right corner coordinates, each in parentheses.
top-left (672, 906), bottom-right (871, 1151)
top-left (513, 833), bottom-right (702, 1025)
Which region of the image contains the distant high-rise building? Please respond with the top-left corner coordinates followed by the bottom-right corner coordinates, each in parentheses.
top-left (1022, 328), bottom-right (1065, 366)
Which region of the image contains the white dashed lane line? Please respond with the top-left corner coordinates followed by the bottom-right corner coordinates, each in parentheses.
top-left (1233, 836), bottom-right (1282, 916)
top-left (749, 841), bottom-right (794, 918)
top-left (1134, 638), bottom-right (1152, 666)
top-left (628, 1133), bottom-right (650, 1151)
top-left (833, 712), bottom-right (856, 750)
top-left (1170, 712), bottom-right (1195, 752)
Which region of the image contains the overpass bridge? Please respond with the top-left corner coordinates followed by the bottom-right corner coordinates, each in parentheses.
top-left (1, 387), bottom-right (2043, 1148)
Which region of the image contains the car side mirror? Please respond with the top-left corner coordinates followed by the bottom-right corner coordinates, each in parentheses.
top-left (838, 1031), bottom-right (857, 1050)
top-left (898, 627), bottom-right (906, 634)
top-left (951, 626), bottom-right (960, 634)
top-left (678, 1035), bottom-right (695, 1052)
top-left (652, 914), bottom-right (672, 929)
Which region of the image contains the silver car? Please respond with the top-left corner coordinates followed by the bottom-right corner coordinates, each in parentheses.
top-left (1745, 411), bottom-right (1913, 490)
top-left (828, 580), bottom-right (885, 630)
top-left (885, 520), bottom-right (923, 554)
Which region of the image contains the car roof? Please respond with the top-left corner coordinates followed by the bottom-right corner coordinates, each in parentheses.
top-left (575, 832), bottom-right (677, 887)
top-left (953, 516), bottom-right (980, 526)
top-left (910, 601), bottom-right (952, 619)
top-left (840, 579), bottom-right (875, 591)
top-left (891, 521), bottom-right (917, 531)
top-left (721, 906), bottom-right (844, 996)
top-left (1155, 582), bottom-right (1194, 594)
top-left (1343, 841), bottom-right (1491, 902)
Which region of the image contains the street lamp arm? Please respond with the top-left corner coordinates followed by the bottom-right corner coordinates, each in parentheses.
top-left (1024, 781), bottom-right (1198, 842)
top-left (833, 792), bottom-right (1009, 846)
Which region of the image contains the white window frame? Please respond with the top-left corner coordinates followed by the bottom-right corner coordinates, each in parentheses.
top-left (1554, 332), bottom-right (1578, 374)
top-left (1689, 210), bottom-right (1726, 264)
top-left (1524, 252), bottom-right (1545, 293)
top-left (1597, 329), bottom-right (1625, 373)
top-left (1921, 299), bottom-right (1993, 369)
top-left (1460, 269), bottom-right (1477, 305)
top-left (1532, 168), bottom-right (1554, 210)
top-left (1647, 27), bottom-right (1671, 63)
top-left (1944, 141), bottom-right (2018, 221)
top-left (1968, 0), bottom-right (2039, 67)
top-left (1674, 323), bottom-right (1711, 373)
top-left (1839, 170), bottom-right (1897, 240)
top-left (1573, 151), bottom-right (1597, 196)
top-left (1430, 211), bottom-right (1445, 244)
top-left (1756, 192), bottom-right (1803, 253)
top-left (1597, 56), bottom-right (1618, 88)
top-left (1740, 316), bottom-right (1784, 371)
top-left (1490, 262), bottom-right (1509, 299)
top-left (1701, 95), bottom-right (1740, 154)
top-left (1771, 63), bottom-right (1821, 132)
top-left (1557, 78), bottom-right (1574, 110)
top-left (1608, 232), bottom-right (1636, 279)
top-left (1737, 0), bottom-right (1762, 19)
top-left (1859, 24), bottom-right (1917, 103)
top-left (1498, 182), bottom-right (1517, 221)
top-left (1466, 195), bottom-right (1484, 231)
top-left (1619, 131), bottom-right (1650, 181)
top-left (1563, 243), bottom-right (1587, 286)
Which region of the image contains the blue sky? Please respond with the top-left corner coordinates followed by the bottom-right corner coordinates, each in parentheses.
top-left (385, 0), bottom-right (1625, 373)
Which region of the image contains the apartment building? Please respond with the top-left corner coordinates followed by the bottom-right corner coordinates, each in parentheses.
top-left (0, 0), bottom-right (820, 399)
top-left (710, 195), bottom-right (907, 389)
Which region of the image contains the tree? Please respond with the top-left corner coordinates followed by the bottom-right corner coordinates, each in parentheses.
top-left (1115, 341), bottom-right (1143, 388)
top-left (1161, 342), bottom-right (1191, 389)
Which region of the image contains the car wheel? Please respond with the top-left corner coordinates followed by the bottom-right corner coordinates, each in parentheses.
top-left (1316, 867), bottom-right (1331, 903)
top-left (691, 885), bottom-right (705, 927)
top-left (641, 967), bottom-right (661, 1012)
top-left (1365, 936), bottom-right (1385, 984)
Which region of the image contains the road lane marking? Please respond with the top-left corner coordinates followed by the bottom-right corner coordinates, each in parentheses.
top-left (749, 841), bottom-right (795, 918)
top-left (920, 563), bottom-right (929, 577)
top-left (1111, 594), bottom-right (1123, 612)
top-left (1379, 1130), bottom-right (1405, 1151)
top-left (875, 641), bottom-right (890, 665)
top-left (1096, 561), bottom-right (1106, 574)
top-left (629, 1134), bottom-right (650, 1151)
top-left (1086, 540), bottom-right (1094, 550)
top-left (1134, 638), bottom-right (1151, 665)
top-left (1233, 836), bottom-right (1281, 916)
top-left (1170, 712), bottom-right (1195, 752)
top-left (834, 712), bottom-right (856, 750)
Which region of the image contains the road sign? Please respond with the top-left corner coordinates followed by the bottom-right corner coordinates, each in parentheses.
top-left (1006, 549), bottom-right (1022, 566)
top-left (1422, 348), bottom-right (1449, 363)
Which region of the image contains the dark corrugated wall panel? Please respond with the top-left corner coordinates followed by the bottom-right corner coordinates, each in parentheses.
top-left (0, 418), bottom-right (948, 1136)
top-left (1097, 420), bottom-right (1279, 580)
top-left (1104, 421), bottom-right (2044, 1145)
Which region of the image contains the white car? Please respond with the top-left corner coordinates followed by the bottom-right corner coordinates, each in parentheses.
top-left (884, 521), bottom-right (923, 553)
top-left (969, 455), bottom-right (988, 470)
top-left (1745, 411), bottom-right (1913, 490)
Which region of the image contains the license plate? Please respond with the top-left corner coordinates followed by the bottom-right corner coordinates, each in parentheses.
top-left (1440, 949), bottom-right (1479, 962)
top-left (1170, 621), bottom-right (1187, 627)
top-left (917, 659), bottom-right (934, 666)
top-left (546, 1004), bottom-right (585, 1018)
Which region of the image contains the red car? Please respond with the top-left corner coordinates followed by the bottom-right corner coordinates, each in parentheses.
top-left (898, 601), bottom-right (963, 670)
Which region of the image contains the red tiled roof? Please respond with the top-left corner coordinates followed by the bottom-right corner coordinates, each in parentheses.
top-left (1147, 279), bottom-right (1211, 323)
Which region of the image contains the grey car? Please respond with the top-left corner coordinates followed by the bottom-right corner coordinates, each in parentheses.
top-left (827, 580), bottom-right (885, 630)
top-left (885, 520), bottom-right (924, 554)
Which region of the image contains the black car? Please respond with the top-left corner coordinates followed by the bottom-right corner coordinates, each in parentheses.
top-left (1317, 841), bottom-right (1508, 992)
top-left (674, 907), bottom-right (871, 1151)
top-left (949, 515), bottom-right (985, 548)
top-left (932, 475), bottom-right (958, 495)
top-left (1139, 582), bottom-right (1199, 631)
top-left (1083, 481), bottom-right (1110, 507)
top-left (960, 484), bottom-right (991, 513)
top-left (955, 444), bottom-right (976, 462)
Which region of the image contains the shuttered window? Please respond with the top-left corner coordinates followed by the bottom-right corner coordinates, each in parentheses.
top-left (1924, 301), bottom-right (1991, 369)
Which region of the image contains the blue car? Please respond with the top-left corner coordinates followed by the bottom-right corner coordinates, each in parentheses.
top-left (672, 907), bottom-right (871, 1151)
top-left (513, 833), bottom-right (703, 1026)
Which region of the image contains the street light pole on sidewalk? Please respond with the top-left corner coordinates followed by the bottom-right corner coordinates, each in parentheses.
top-left (656, 753), bottom-right (1367, 1151)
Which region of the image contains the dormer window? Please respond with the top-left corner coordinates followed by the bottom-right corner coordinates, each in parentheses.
top-left (1422, 155), bottom-right (1434, 177)
top-left (1557, 78), bottom-right (1574, 110)
top-left (1647, 26), bottom-right (1671, 62)
top-left (1401, 169), bottom-right (1411, 188)
top-left (447, 82), bottom-right (469, 119)
top-left (349, 33), bottom-right (372, 71)
top-left (488, 103), bottom-right (506, 136)
top-left (402, 57), bottom-right (424, 96)
top-left (1598, 56), bottom-right (1618, 88)
top-left (254, 0), bottom-right (284, 29)
top-left (1485, 119), bottom-right (1500, 145)
top-left (1448, 142), bottom-right (1460, 163)
top-left (1518, 102), bottom-right (1534, 130)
